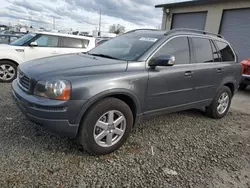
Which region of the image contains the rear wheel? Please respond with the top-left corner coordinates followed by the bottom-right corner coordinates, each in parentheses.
top-left (205, 86), bottom-right (232, 119)
top-left (0, 61), bottom-right (17, 83)
top-left (239, 83), bottom-right (247, 90)
top-left (78, 98), bottom-right (133, 155)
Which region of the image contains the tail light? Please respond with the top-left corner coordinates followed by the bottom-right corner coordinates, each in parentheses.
top-left (240, 59), bottom-right (250, 75)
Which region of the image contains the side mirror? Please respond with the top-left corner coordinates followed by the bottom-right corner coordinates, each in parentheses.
top-left (149, 55), bottom-right (175, 67)
top-left (29, 41), bottom-right (38, 47)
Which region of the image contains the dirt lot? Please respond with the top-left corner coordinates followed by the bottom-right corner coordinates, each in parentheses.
top-left (0, 83), bottom-right (249, 188)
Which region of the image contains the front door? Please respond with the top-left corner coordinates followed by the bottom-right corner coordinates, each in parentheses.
top-left (24, 34), bottom-right (59, 61)
top-left (145, 36), bottom-right (196, 113)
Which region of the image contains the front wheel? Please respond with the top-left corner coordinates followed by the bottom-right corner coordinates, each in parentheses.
top-left (78, 98), bottom-right (133, 155)
top-left (0, 61), bottom-right (17, 83)
top-left (205, 86), bottom-right (232, 119)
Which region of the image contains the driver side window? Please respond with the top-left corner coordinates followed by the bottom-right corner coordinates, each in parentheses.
top-left (153, 37), bottom-right (190, 64)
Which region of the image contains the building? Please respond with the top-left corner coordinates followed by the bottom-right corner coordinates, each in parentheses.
top-left (155, 0), bottom-right (250, 61)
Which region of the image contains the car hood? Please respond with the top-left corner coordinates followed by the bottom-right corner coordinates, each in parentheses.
top-left (20, 53), bottom-right (128, 80)
top-left (0, 44), bottom-right (24, 50)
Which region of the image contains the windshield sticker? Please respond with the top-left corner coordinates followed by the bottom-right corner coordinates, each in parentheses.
top-left (139, 37), bottom-right (158, 42)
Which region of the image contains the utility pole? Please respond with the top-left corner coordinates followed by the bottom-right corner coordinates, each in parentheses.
top-left (53, 16), bottom-right (55, 30)
top-left (98, 9), bottom-right (101, 36)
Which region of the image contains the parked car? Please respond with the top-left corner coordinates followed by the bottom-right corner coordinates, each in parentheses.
top-left (0, 34), bottom-right (23, 44)
top-left (0, 32), bottom-right (96, 82)
top-left (239, 59), bottom-right (250, 90)
top-left (12, 29), bottom-right (242, 155)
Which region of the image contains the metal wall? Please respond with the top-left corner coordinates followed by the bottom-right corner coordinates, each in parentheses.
top-left (171, 12), bottom-right (207, 30)
top-left (161, 0), bottom-right (250, 34)
top-left (220, 8), bottom-right (250, 61)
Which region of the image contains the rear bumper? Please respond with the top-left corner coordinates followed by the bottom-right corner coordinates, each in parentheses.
top-left (12, 79), bottom-right (87, 138)
top-left (241, 74), bottom-right (250, 85)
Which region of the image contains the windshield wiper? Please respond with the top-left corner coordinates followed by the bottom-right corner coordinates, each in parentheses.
top-left (88, 53), bottom-right (119, 60)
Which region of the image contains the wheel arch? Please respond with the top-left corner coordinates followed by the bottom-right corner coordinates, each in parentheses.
top-left (0, 59), bottom-right (19, 67)
top-left (76, 89), bottom-right (142, 128)
top-left (224, 82), bottom-right (235, 95)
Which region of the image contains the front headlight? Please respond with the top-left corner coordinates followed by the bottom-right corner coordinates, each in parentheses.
top-left (34, 80), bottom-right (71, 100)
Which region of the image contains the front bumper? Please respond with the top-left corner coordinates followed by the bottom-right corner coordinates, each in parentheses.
top-left (12, 79), bottom-right (87, 138)
top-left (241, 74), bottom-right (250, 85)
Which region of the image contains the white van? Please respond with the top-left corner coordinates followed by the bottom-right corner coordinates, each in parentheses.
top-left (0, 32), bottom-right (96, 82)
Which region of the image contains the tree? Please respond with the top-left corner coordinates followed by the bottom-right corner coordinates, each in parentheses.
top-left (109, 24), bottom-right (126, 34)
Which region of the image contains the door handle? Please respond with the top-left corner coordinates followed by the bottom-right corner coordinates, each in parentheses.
top-left (184, 71), bottom-right (194, 77)
top-left (217, 68), bottom-right (224, 73)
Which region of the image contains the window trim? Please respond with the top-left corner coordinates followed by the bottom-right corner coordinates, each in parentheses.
top-left (213, 40), bottom-right (236, 63)
top-left (146, 34), bottom-right (236, 69)
top-left (59, 36), bottom-right (89, 49)
top-left (146, 35), bottom-right (192, 67)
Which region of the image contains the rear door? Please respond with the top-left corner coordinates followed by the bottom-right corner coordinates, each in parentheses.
top-left (59, 37), bottom-right (90, 55)
top-left (190, 37), bottom-right (233, 101)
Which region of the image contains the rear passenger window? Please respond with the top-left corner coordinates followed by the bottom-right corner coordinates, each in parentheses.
top-left (211, 40), bottom-right (221, 62)
top-left (191, 37), bottom-right (213, 63)
top-left (153, 37), bottom-right (190, 64)
top-left (214, 41), bottom-right (235, 62)
top-left (61, 37), bottom-right (89, 48)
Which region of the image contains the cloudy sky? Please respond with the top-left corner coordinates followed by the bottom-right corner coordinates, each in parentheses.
top-left (0, 0), bottom-right (187, 32)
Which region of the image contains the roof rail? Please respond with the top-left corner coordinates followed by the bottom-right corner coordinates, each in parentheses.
top-left (166, 28), bottom-right (224, 38)
top-left (125, 29), bottom-right (159, 34)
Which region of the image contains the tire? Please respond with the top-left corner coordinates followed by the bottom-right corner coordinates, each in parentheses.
top-left (78, 97), bottom-right (133, 155)
top-left (205, 86), bottom-right (232, 119)
top-left (239, 83), bottom-right (247, 91)
top-left (0, 60), bottom-right (17, 83)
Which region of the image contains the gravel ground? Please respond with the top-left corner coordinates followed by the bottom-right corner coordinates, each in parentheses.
top-left (0, 83), bottom-right (249, 188)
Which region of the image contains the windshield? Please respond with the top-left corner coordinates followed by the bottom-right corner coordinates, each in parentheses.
top-left (10, 33), bottom-right (36, 46)
top-left (89, 33), bottom-right (162, 61)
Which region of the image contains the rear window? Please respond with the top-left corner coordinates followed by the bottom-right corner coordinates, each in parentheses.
top-left (214, 41), bottom-right (235, 62)
top-left (61, 37), bottom-right (89, 48)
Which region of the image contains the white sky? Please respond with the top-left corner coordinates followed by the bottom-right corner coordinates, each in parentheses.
top-left (0, 0), bottom-right (189, 32)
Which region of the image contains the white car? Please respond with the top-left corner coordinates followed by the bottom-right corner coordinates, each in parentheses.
top-left (0, 32), bottom-right (96, 82)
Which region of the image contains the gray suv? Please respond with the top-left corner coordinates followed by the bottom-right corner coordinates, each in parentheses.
top-left (12, 29), bottom-right (242, 155)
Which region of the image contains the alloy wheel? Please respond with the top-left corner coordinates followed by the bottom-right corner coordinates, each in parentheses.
top-left (217, 92), bottom-right (229, 114)
top-left (0, 64), bottom-right (16, 81)
top-left (93, 110), bottom-right (126, 147)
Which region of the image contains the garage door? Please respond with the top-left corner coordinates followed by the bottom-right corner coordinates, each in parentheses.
top-left (220, 8), bottom-right (250, 61)
top-left (171, 12), bottom-right (207, 30)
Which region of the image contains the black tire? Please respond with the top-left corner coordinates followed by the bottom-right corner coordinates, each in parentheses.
top-left (78, 97), bottom-right (133, 155)
top-left (239, 83), bottom-right (247, 91)
top-left (0, 60), bottom-right (17, 83)
top-left (205, 86), bottom-right (232, 119)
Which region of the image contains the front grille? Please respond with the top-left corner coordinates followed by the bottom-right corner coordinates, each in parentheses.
top-left (18, 70), bottom-right (31, 91)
